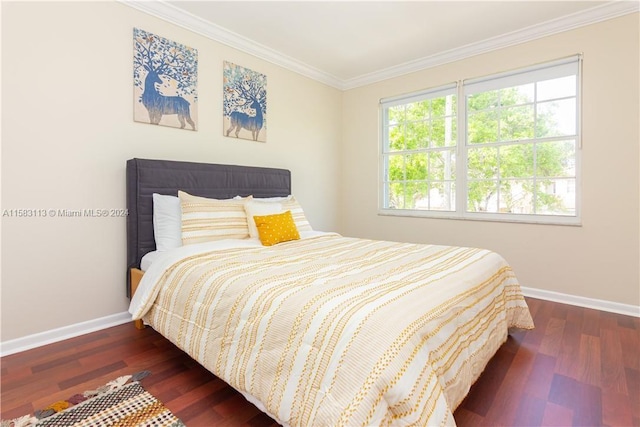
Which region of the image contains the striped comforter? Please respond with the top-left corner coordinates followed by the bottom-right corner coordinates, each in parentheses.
top-left (130, 233), bottom-right (534, 426)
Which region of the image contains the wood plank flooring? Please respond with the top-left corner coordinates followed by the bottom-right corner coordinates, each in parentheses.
top-left (1, 297), bottom-right (638, 426)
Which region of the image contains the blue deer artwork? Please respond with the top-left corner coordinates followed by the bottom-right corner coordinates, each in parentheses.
top-left (133, 28), bottom-right (198, 131)
top-left (223, 63), bottom-right (267, 142)
top-left (226, 96), bottom-right (264, 141)
top-left (142, 65), bottom-right (195, 130)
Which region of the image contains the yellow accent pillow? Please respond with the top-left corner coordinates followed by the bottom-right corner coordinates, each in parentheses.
top-left (253, 210), bottom-right (300, 246)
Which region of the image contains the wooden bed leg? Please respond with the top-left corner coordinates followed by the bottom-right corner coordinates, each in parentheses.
top-left (130, 268), bottom-right (146, 329)
top-left (134, 319), bottom-right (146, 330)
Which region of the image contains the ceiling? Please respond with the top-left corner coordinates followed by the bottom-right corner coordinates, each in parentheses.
top-left (127, 1), bottom-right (638, 89)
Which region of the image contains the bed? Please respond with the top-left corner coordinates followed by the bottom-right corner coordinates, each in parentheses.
top-left (126, 157), bottom-right (534, 427)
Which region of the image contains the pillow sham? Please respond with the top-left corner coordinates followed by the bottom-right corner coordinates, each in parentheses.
top-left (281, 196), bottom-right (313, 232)
top-left (253, 210), bottom-right (300, 246)
top-left (152, 193), bottom-right (182, 251)
top-left (179, 191), bottom-right (249, 245)
top-left (244, 200), bottom-right (284, 239)
top-left (244, 196), bottom-right (312, 238)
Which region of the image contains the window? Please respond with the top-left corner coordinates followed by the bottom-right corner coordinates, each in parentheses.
top-left (380, 56), bottom-right (581, 224)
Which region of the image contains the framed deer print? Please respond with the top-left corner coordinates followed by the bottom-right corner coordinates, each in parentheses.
top-left (133, 28), bottom-right (198, 131)
top-left (223, 61), bottom-right (267, 142)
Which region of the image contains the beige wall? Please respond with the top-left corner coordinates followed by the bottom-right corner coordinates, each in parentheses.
top-left (1, 2), bottom-right (342, 340)
top-left (340, 14), bottom-right (640, 306)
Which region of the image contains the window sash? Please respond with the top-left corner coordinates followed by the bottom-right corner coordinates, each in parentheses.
top-left (381, 86), bottom-right (458, 211)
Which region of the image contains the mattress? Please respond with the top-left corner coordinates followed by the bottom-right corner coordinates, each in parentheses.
top-left (130, 232), bottom-right (534, 426)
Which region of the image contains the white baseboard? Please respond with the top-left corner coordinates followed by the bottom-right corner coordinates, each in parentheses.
top-left (2, 288), bottom-right (638, 357)
top-left (0, 311), bottom-right (132, 357)
top-left (521, 286), bottom-right (640, 318)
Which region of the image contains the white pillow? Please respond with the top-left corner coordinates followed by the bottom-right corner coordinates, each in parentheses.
top-left (244, 200), bottom-right (285, 239)
top-left (152, 193), bottom-right (182, 251)
top-left (244, 195), bottom-right (313, 238)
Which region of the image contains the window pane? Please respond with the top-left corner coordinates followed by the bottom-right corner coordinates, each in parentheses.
top-left (500, 180), bottom-right (534, 214)
top-left (405, 121), bottom-right (429, 150)
top-left (429, 181), bottom-right (455, 211)
top-left (468, 146), bottom-right (498, 179)
top-left (468, 90), bottom-right (499, 112)
top-left (388, 124), bottom-right (404, 151)
top-left (536, 99), bottom-right (576, 137)
top-left (537, 76), bottom-right (576, 101)
top-left (405, 182), bottom-right (428, 209)
top-left (431, 117), bottom-right (457, 147)
top-left (537, 178), bottom-right (576, 215)
top-left (468, 110), bottom-right (499, 143)
top-left (467, 180), bottom-right (498, 212)
top-left (536, 140), bottom-right (576, 178)
top-left (406, 100), bottom-right (429, 121)
top-left (405, 153), bottom-right (427, 180)
top-left (499, 144), bottom-right (534, 178)
top-left (429, 150), bottom-right (456, 180)
top-left (431, 95), bottom-right (457, 117)
top-left (387, 154), bottom-right (404, 181)
top-left (500, 84), bottom-right (534, 105)
top-left (388, 105), bottom-right (404, 125)
top-left (387, 182), bottom-right (405, 209)
top-left (500, 105), bottom-right (534, 141)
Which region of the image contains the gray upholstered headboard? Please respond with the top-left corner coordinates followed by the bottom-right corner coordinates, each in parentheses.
top-left (126, 158), bottom-right (291, 296)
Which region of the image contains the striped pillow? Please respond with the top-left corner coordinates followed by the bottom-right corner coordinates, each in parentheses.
top-left (179, 191), bottom-right (249, 245)
top-left (281, 196), bottom-right (313, 232)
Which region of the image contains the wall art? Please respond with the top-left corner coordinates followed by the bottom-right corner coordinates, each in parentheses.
top-left (133, 28), bottom-right (198, 131)
top-left (223, 61), bottom-right (267, 142)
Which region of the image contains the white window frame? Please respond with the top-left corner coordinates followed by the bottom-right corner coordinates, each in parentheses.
top-left (379, 55), bottom-right (582, 225)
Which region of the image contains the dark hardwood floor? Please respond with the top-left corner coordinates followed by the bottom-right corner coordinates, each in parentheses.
top-left (1, 297), bottom-right (638, 426)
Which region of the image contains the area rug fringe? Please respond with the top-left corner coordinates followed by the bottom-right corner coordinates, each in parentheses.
top-left (1, 416), bottom-right (34, 427)
top-left (0, 370), bottom-right (183, 427)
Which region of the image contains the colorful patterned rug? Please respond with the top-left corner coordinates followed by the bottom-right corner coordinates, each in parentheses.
top-left (1, 371), bottom-right (184, 427)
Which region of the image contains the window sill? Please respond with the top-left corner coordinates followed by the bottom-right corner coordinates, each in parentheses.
top-left (378, 209), bottom-right (582, 226)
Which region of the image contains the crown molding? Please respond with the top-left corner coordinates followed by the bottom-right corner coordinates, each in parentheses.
top-left (342, 1), bottom-right (640, 89)
top-left (120, 0), bottom-right (343, 88)
top-left (120, 0), bottom-right (639, 91)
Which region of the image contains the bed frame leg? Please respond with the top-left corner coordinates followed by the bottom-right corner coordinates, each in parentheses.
top-left (134, 319), bottom-right (146, 329)
top-left (130, 268), bottom-right (147, 330)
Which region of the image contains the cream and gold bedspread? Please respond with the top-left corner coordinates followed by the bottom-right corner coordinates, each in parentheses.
top-left (130, 233), bottom-right (534, 426)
